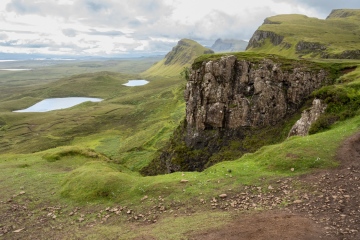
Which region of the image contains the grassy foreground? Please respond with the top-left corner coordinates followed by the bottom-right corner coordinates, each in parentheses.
top-left (0, 57), bottom-right (360, 238)
top-left (0, 109), bottom-right (359, 238)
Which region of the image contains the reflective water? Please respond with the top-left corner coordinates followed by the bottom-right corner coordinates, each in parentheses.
top-left (13, 97), bottom-right (103, 112)
top-left (0, 69), bottom-right (31, 71)
top-left (123, 80), bottom-right (149, 86)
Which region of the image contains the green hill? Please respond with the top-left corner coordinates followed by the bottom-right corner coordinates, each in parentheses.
top-left (142, 39), bottom-right (214, 77)
top-left (246, 9), bottom-right (360, 59)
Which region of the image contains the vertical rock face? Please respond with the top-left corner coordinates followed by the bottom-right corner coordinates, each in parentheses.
top-left (142, 54), bottom-right (332, 175)
top-left (246, 30), bottom-right (284, 50)
top-left (185, 55), bottom-right (328, 143)
top-left (288, 99), bottom-right (327, 137)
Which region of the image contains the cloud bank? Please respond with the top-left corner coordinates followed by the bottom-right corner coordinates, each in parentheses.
top-left (0, 0), bottom-right (359, 57)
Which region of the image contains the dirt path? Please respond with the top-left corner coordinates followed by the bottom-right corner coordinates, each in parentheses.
top-left (1, 132), bottom-right (359, 239)
top-left (190, 132), bottom-right (360, 240)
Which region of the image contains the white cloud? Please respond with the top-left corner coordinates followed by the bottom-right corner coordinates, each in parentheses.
top-left (0, 0), bottom-right (359, 56)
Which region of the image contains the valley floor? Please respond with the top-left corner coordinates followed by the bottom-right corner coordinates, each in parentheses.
top-left (1, 131), bottom-right (359, 239)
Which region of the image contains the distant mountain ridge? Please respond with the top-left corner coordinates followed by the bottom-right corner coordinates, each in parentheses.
top-left (210, 38), bottom-right (248, 52)
top-left (142, 39), bottom-right (214, 77)
top-left (246, 9), bottom-right (360, 59)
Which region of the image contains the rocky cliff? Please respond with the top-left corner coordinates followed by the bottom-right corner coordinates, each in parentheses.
top-left (141, 54), bottom-right (334, 175)
top-left (185, 55), bottom-right (328, 132)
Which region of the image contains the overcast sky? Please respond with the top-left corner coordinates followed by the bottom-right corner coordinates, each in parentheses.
top-left (0, 0), bottom-right (359, 57)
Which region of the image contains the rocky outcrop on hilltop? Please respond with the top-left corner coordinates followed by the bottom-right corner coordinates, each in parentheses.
top-left (141, 54), bottom-right (334, 175)
top-left (164, 39), bottom-right (214, 66)
top-left (185, 56), bottom-right (328, 131)
top-left (246, 30), bottom-right (284, 50)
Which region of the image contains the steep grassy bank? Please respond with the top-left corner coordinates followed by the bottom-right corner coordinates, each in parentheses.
top-left (246, 9), bottom-right (360, 59)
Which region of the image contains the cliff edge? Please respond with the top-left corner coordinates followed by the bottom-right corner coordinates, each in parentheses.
top-left (141, 53), bottom-right (338, 175)
top-left (246, 9), bottom-right (360, 59)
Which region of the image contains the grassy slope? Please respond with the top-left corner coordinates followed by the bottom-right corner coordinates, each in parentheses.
top-left (1, 91), bottom-right (359, 238)
top-left (246, 9), bottom-right (360, 58)
top-left (143, 39), bottom-right (213, 77)
top-left (1, 52), bottom-right (360, 238)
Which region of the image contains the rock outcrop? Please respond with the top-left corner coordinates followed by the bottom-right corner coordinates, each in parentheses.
top-left (141, 54), bottom-right (333, 175)
top-left (246, 30), bottom-right (284, 50)
top-left (288, 99), bottom-right (327, 137)
top-left (185, 55), bottom-right (328, 135)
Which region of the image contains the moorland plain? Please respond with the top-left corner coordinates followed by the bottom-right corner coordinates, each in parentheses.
top-left (1, 32), bottom-right (360, 239)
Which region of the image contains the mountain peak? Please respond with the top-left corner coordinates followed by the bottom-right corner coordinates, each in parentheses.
top-left (142, 39), bottom-right (213, 77)
top-left (164, 38), bottom-right (213, 66)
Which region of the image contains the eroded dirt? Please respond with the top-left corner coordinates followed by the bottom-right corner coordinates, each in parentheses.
top-left (190, 132), bottom-right (360, 240)
top-left (1, 132), bottom-right (359, 239)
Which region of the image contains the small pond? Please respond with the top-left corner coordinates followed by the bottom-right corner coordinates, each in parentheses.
top-left (13, 97), bottom-right (103, 112)
top-left (0, 69), bottom-right (31, 71)
top-left (123, 80), bottom-right (149, 86)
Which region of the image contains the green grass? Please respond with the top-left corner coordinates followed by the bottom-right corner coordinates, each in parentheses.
top-left (0, 57), bottom-right (161, 101)
top-left (247, 10), bottom-right (360, 59)
top-left (143, 39), bottom-right (213, 77)
top-left (1, 52), bottom-right (360, 238)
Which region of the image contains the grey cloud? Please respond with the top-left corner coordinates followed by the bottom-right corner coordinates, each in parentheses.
top-left (0, 29), bottom-right (35, 34)
top-left (0, 38), bottom-right (78, 50)
top-left (0, 40), bottom-right (17, 47)
top-left (6, 0), bottom-right (41, 15)
top-left (0, 39), bottom-right (52, 48)
top-left (273, 0), bottom-right (360, 17)
top-left (144, 39), bottom-right (178, 52)
top-left (62, 29), bottom-right (78, 37)
top-left (0, 33), bottom-right (8, 40)
top-left (6, 0), bottom-right (174, 27)
top-left (85, 0), bottom-right (108, 12)
top-left (88, 29), bottom-right (124, 37)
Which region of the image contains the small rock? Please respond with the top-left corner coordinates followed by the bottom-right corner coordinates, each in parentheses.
top-left (291, 168), bottom-right (295, 172)
top-left (219, 194), bottom-right (227, 198)
top-left (19, 191), bottom-right (26, 195)
top-left (180, 179), bottom-right (189, 183)
top-left (13, 228), bottom-right (25, 233)
top-left (127, 210), bottom-right (132, 214)
top-left (141, 195), bottom-right (148, 201)
top-left (293, 200), bottom-right (303, 204)
top-left (268, 185), bottom-right (274, 190)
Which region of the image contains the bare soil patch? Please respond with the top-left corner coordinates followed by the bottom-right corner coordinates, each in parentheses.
top-left (189, 131), bottom-right (360, 240)
top-left (1, 132), bottom-right (359, 239)
top-left (189, 211), bottom-right (334, 240)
